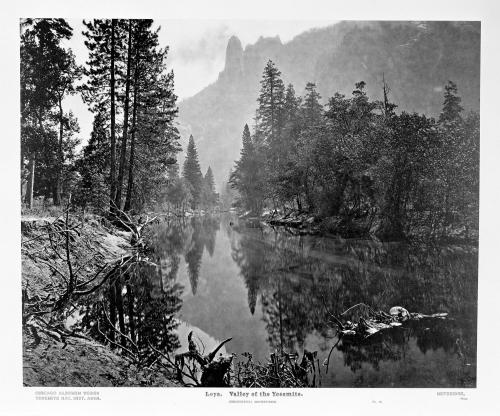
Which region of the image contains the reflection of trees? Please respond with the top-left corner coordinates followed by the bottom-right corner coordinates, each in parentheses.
top-left (411, 319), bottom-right (459, 354)
top-left (338, 332), bottom-right (404, 372)
top-left (147, 216), bottom-right (220, 292)
top-left (75, 216), bottom-right (222, 363)
top-left (185, 221), bottom-right (204, 295)
top-left (261, 275), bottom-right (313, 351)
top-left (184, 217), bottom-right (220, 295)
top-left (230, 229), bottom-right (270, 315)
top-left (230, 225), bottom-right (477, 371)
top-left (231, 229), bottom-right (315, 349)
top-left (201, 216), bottom-right (220, 257)
top-left (131, 265), bottom-right (183, 360)
top-left (148, 219), bottom-right (191, 285)
top-left (77, 262), bottom-right (183, 363)
top-left (337, 319), bottom-right (462, 373)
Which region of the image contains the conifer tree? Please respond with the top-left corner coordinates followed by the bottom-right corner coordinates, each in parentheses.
top-left (75, 112), bottom-right (109, 211)
top-left (439, 81), bottom-right (463, 123)
top-left (205, 166), bottom-right (215, 194)
top-left (204, 166), bottom-right (219, 208)
top-left (81, 19), bottom-right (126, 212)
top-left (302, 82), bottom-right (323, 129)
top-left (201, 166), bottom-right (218, 208)
top-left (78, 19), bottom-right (179, 213)
top-left (182, 135), bottom-right (203, 209)
top-left (283, 83), bottom-right (301, 126)
top-left (51, 49), bottom-right (81, 205)
top-left (275, 83), bottom-right (304, 208)
top-left (256, 60), bottom-right (286, 149)
top-left (20, 18), bottom-right (77, 207)
top-left (230, 124), bottom-right (265, 213)
top-left (114, 19), bottom-right (134, 209)
top-left (122, 20), bottom-right (180, 212)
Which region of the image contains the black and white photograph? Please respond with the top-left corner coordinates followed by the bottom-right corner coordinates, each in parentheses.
top-left (2, 0), bottom-right (500, 414)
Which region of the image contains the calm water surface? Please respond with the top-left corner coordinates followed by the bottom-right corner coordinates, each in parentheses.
top-left (73, 214), bottom-right (477, 387)
top-left (147, 214), bottom-right (477, 388)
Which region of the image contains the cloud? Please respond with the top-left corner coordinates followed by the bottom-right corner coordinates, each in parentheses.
top-left (173, 24), bottom-right (230, 67)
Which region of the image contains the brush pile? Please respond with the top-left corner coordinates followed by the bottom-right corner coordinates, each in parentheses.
top-left (330, 303), bottom-right (448, 338)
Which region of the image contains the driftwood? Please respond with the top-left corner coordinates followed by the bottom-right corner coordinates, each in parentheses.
top-left (151, 331), bottom-right (233, 387)
top-left (151, 331), bottom-right (321, 387)
top-left (329, 303), bottom-right (448, 339)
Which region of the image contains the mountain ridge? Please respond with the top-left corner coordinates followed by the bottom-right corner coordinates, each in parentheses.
top-left (178, 21), bottom-right (480, 188)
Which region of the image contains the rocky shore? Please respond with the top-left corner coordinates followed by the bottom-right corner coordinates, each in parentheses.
top-left (244, 210), bottom-right (478, 242)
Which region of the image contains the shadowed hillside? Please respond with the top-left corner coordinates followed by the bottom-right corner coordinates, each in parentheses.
top-left (179, 20), bottom-right (480, 188)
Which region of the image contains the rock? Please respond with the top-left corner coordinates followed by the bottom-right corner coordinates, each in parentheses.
top-left (389, 306), bottom-right (410, 320)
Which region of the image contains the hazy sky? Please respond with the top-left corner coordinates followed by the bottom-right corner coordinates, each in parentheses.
top-left (63, 19), bottom-right (337, 143)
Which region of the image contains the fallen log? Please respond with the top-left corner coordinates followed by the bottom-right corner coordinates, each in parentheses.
top-left (165, 331), bottom-right (233, 387)
top-left (333, 303), bottom-right (448, 339)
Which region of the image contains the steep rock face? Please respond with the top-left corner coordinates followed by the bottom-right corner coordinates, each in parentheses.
top-left (220, 35), bottom-right (244, 82)
top-left (178, 21), bottom-right (480, 188)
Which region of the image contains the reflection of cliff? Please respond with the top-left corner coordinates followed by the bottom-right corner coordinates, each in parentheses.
top-left (230, 225), bottom-right (477, 368)
top-left (179, 21), bottom-right (480, 186)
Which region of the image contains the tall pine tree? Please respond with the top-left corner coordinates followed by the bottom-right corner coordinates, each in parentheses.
top-left (81, 19), bottom-right (126, 212)
top-left (182, 135), bottom-right (203, 209)
top-left (255, 60), bottom-right (286, 151)
top-left (123, 20), bottom-right (179, 212)
top-left (21, 19), bottom-right (78, 208)
top-left (230, 124), bottom-right (265, 213)
top-left (200, 166), bottom-right (218, 209)
top-left (439, 81), bottom-right (463, 123)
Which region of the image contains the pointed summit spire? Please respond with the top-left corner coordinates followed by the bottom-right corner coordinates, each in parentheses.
top-left (223, 35), bottom-right (243, 78)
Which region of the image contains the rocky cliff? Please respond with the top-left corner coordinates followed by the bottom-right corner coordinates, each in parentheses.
top-left (178, 21), bottom-right (480, 188)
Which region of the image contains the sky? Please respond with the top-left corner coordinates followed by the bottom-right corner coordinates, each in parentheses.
top-left (63, 19), bottom-right (337, 144)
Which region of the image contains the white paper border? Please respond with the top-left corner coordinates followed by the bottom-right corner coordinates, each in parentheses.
top-left (2, 1), bottom-right (500, 415)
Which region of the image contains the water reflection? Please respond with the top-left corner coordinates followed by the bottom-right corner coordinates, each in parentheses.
top-left (69, 217), bottom-right (223, 367)
top-left (74, 261), bottom-right (183, 364)
top-left (70, 215), bottom-right (477, 387)
top-left (150, 217), bottom-right (221, 294)
top-left (227, 217), bottom-right (477, 387)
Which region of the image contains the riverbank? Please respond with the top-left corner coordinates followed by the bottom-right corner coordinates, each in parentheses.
top-left (21, 213), bottom-right (179, 387)
top-left (256, 210), bottom-right (478, 243)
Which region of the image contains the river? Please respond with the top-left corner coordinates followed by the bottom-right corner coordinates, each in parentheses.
top-left (73, 214), bottom-right (478, 387)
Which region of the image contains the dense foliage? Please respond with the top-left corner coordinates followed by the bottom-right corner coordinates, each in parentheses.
top-left (180, 21), bottom-right (480, 189)
top-left (20, 18), bottom-right (220, 215)
top-left (21, 19), bottom-right (81, 207)
top-left (231, 60), bottom-right (479, 240)
top-left (78, 19), bottom-right (180, 213)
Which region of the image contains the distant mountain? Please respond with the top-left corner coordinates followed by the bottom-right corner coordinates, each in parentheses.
top-left (178, 21), bottom-right (480, 188)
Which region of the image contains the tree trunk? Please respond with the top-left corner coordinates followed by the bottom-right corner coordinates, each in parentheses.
top-left (115, 20), bottom-right (133, 210)
top-left (25, 154), bottom-right (36, 209)
top-left (296, 196), bottom-right (302, 213)
top-left (126, 284), bottom-right (136, 343)
top-left (53, 98), bottom-right (64, 206)
top-left (109, 19), bottom-right (117, 213)
top-left (304, 170), bottom-right (315, 213)
top-left (115, 276), bottom-right (127, 347)
top-left (108, 281), bottom-right (117, 346)
top-left (124, 54), bottom-right (140, 212)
